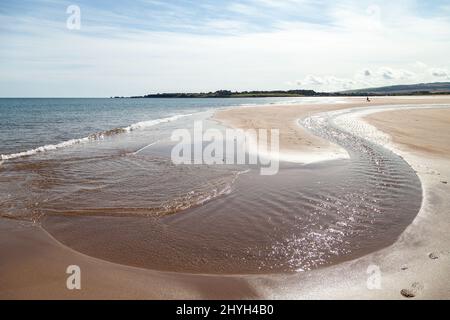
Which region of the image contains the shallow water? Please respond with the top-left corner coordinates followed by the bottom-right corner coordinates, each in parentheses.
top-left (0, 98), bottom-right (422, 274)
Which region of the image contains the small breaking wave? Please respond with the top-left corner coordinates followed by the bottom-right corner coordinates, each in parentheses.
top-left (0, 113), bottom-right (193, 161)
top-left (33, 169), bottom-right (248, 220)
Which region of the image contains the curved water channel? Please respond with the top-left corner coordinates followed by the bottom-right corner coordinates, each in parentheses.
top-left (39, 106), bottom-right (423, 274)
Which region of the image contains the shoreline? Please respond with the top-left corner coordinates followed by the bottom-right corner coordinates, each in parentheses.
top-left (214, 96), bottom-right (450, 163)
top-left (215, 97), bottom-right (450, 299)
top-left (1, 96), bottom-right (450, 299)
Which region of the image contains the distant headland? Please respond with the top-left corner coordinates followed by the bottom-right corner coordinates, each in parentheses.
top-left (113, 82), bottom-right (450, 98)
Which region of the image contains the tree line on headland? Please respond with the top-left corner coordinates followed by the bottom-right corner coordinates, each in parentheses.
top-left (112, 82), bottom-right (450, 98)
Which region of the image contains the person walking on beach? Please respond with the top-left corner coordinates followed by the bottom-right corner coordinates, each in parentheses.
top-left (366, 96), bottom-right (371, 102)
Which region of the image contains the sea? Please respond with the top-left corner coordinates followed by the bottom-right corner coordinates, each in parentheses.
top-left (0, 97), bottom-right (422, 274)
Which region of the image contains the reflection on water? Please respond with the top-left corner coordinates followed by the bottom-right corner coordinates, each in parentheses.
top-left (0, 108), bottom-right (422, 274)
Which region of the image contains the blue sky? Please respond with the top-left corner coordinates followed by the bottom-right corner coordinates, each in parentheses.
top-left (1, 0), bottom-right (449, 97)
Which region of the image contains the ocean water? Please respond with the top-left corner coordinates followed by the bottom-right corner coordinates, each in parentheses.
top-left (0, 97), bottom-right (422, 274)
top-left (1, 96), bottom-right (324, 221)
top-left (0, 97), bottom-right (306, 158)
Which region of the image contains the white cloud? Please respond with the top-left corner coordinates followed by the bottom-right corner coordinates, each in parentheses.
top-left (301, 75), bottom-right (325, 85)
top-left (295, 74), bottom-right (357, 91)
top-left (430, 68), bottom-right (450, 78)
top-left (1, 1), bottom-right (450, 96)
top-left (376, 67), bottom-right (415, 81)
top-left (379, 67), bottom-right (395, 80)
top-left (290, 65), bottom-right (450, 91)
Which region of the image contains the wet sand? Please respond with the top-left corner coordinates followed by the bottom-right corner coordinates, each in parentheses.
top-left (253, 102), bottom-right (450, 299)
top-left (214, 96), bottom-right (450, 163)
top-left (0, 219), bottom-right (257, 299)
top-left (366, 108), bottom-right (450, 157)
top-left (214, 97), bottom-right (450, 299)
top-left (1, 96), bottom-right (450, 299)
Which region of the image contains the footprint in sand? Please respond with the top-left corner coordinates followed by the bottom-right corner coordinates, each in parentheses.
top-left (429, 252), bottom-right (439, 260)
top-left (422, 167), bottom-right (440, 176)
top-left (401, 282), bottom-right (424, 298)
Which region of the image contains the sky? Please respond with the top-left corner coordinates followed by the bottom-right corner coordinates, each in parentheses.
top-left (0, 0), bottom-right (449, 97)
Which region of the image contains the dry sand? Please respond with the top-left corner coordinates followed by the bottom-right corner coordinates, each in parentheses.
top-left (214, 96), bottom-right (450, 163)
top-left (215, 96), bottom-right (450, 299)
top-left (1, 96), bottom-right (450, 299)
top-left (253, 101), bottom-right (450, 300)
top-left (0, 219), bottom-right (257, 299)
top-left (367, 108), bottom-right (450, 157)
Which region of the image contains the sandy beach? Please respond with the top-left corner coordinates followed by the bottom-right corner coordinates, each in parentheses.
top-left (214, 96), bottom-right (450, 163)
top-left (1, 96), bottom-right (450, 299)
top-left (216, 96), bottom-right (450, 299)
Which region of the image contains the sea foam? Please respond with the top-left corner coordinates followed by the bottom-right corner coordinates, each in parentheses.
top-left (0, 113), bottom-right (193, 161)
